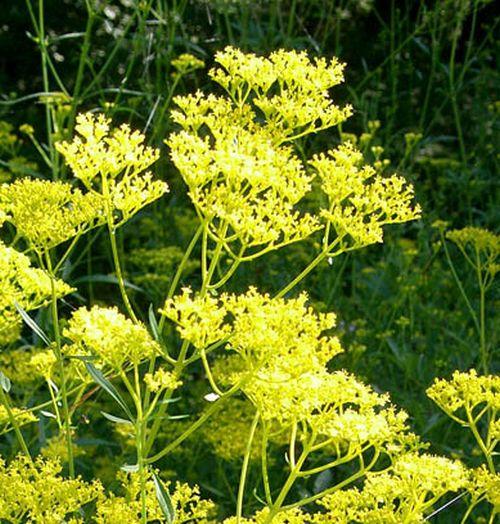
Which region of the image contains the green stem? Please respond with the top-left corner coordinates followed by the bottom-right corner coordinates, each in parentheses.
top-left (441, 233), bottom-right (480, 335)
top-left (236, 412), bottom-right (260, 522)
top-left (476, 249), bottom-right (487, 373)
top-left (145, 388), bottom-right (235, 464)
top-left (276, 238), bottom-right (344, 299)
top-left (263, 434), bottom-right (314, 524)
top-left (261, 424), bottom-right (272, 505)
top-left (108, 221), bottom-right (138, 322)
top-left (282, 450), bottom-right (381, 511)
top-left (68, 2), bottom-right (95, 133)
top-left (0, 386), bottom-right (32, 461)
top-left (465, 407), bottom-right (494, 473)
top-left (145, 222), bottom-right (228, 454)
top-left (133, 364), bottom-right (147, 524)
top-left (158, 223), bottom-right (204, 333)
top-left (101, 172), bottom-right (138, 323)
top-left (448, 13), bottom-right (467, 163)
top-left (45, 251), bottom-right (75, 477)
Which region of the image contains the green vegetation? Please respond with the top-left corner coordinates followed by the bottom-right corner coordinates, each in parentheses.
top-left (0, 1), bottom-right (498, 522)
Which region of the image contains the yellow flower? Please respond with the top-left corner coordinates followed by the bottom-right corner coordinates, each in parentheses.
top-left (314, 453), bottom-right (469, 523)
top-left (447, 226), bottom-right (499, 277)
top-left (0, 406), bottom-right (37, 431)
top-left (63, 306), bottom-right (160, 369)
top-left (144, 368), bottom-right (182, 392)
top-left (96, 471), bottom-right (215, 523)
top-left (56, 112), bottom-right (168, 227)
top-left (209, 46), bottom-right (351, 141)
top-left (168, 124), bottom-right (320, 255)
top-left (447, 226), bottom-right (499, 254)
top-left (168, 46), bottom-right (356, 258)
top-left (468, 466), bottom-right (500, 509)
top-left (427, 369), bottom-right (500, 414)
top-left (169, 48), bottom-right (420, 258)
top-left (0, 454), bottom-right (102, 522)
top-left (223, 507), bottom-right (307, 524)
top-left (311, 142), bottom-right (421, 248)
top-left (0, 177), bottom-right (105, 251)
top-left (0, 241), bottom-right (73, 346)
top-left (171, 53), bottom-right (205, 76)
top-left (160, 287), bottom-right (231, 350)
top-left (29, 349), bottom-right (57, 380)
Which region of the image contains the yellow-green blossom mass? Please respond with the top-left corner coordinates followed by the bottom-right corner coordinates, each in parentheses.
top-left (0, 242), bottom-right (73, 346)
top-left (0, 455), bottom-right (102, 523)
top-left (56, 112), bottom-right (168, 228)
top-left (0, 177), bottom-right (105, 251)
top-left (168, 47), bottom-right (420, 259)
top-left (63, 306), bottom-right (160, 369)
top-left (310, 142), bottom-right (421, 247)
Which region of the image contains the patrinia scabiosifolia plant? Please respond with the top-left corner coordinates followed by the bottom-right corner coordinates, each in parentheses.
top-left (0, 47), bottom-right (497, 523)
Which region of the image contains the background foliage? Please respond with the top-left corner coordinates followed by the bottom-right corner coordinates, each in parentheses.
top-left (0, 0), bottom-right (498, 522)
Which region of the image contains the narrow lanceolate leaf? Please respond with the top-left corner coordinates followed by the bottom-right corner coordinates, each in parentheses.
top-left (0, 371), bottom-right (11, 393)
top-left (153, 472), bottom-right (176, 523)
top-left (85, 362), bottom-right (133, 421)
top-left (101, 411), bottom-right (133, 425)
top-left (40, 410), bottom-right (57, 419)
top-left (14, 302), bottom-right (51, 346)
top-left (121, 463), bottom-right (139, 473)
top-left (148, 303), bottom-right (160, 341)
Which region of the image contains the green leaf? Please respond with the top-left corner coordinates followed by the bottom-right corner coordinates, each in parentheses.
top-left (153, 472), bottom-right (176, 523)
top-left (148, 304), bottom-right (160, 341)
top-left (15, 302), bottom-right (51, 346)
top-left (73, 274), bottom-right (144, 293)
top-left (85, 362), bottom-right (133, 421)
top-left (40, 410), bottom-right (57, 419)
top-left (0, 371), bottom-right (11, 393)
top-left (101, 411), bottom-right (133, 425)
top-left (121, 463), bottom-right (139, 473)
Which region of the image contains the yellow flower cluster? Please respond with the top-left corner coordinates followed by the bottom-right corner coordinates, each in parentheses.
top-left (168, 46), bottom-right (352, 257)
top-left (427, 370), bottom-right (498, 474)
top-left (168, 47), bottom-right (420, 258)
top-left (447, 226), bottom-right (499, 277)
top-left (468, 466), bottom-right (500, 510)
top-left (161, 287), bottom-right (231, 349)
top-left (0, 454), bottom-right (102, 523)
top-left (208, 47), bottom-right (351, 140)
top-left (164, 285), bottom-right (422, 475)
top-left (163, 287), bottom-right (339, 373)
top-left (168, 111), bottom-right (320, 253)
top-left (29, 349), bottom-right (58, 380)
top-left (427, 369), bottom-right (499, 415)
top-left (311, 143), bottom-right (421, 247)
top-left (63, 306), bottom-right (160, 369)
top-left (0, 178), bottom-right (105, 251)
top-left (171, 53), bottom-right (205, 76)
top-left (56, 112), bottom-right (168, 227)
top-left (0, 242), bottom-right (73, 346)
top-left (0, 406), bottom-right (36, 433)
top-left (223, 507), bottom-right (306, 524)
top-left (96, 471), bottom-right (215, 523)
top-left (144, 368), bottom-right (182, 392)
top-left (447, 226), bottom-right (499, 254)
top-left (313, 453), bottom-right (469, 523)
top-left (0, 347), bottom-right (60, 385)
